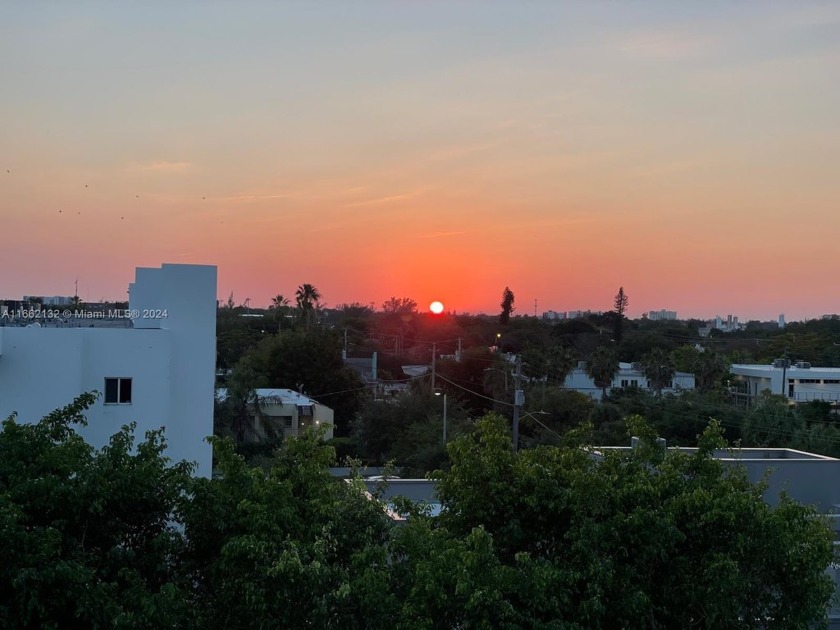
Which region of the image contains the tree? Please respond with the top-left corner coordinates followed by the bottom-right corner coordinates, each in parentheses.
top-left (181, 432), bottom-right (396, 629)
top-left (640, 346), bottom-right (676, 396)
top-left (269, 294), bottom-right (291, 331)
top-left (232, 328), bottom-right (365, 436)
top-left (0, 394), bottom-right (194, 627)
top-left (587, 345), bottom-right (619, 398)
top-left (351, 387), bottom-right (469, 471)
top-left (295, 283), bottom-right (322, 329)
top-left (213, 361), bottom-right (287, 464)
top-left (521, 344), bottom-right (576, 386)
top-left (742, 390), bottom-right (804, 448)
top-left (546, 345), bottom-right (577, 385)
top-left (499, 287), bottom-right (515, 325)
top-left (381, 297), bottom-right (417, 314)
top-left (613, 286), bottom-right (628, 343)
top-left (694, 348), bottom-right (729, 393)
top-left (418, 414), bottom-right (836, 628)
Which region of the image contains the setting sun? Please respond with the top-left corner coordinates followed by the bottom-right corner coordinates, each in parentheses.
top-left (429, 301), bottom-right (444, 314)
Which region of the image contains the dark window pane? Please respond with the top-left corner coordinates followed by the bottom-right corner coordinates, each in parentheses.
top-left (105, 378), bottom-right (118, 403)
top-left (119, 378), bottom-right (132, 404)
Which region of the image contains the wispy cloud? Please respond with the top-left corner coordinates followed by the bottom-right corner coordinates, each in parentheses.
top-left (132, 160), bottom-right (193, 173)
top-left (426, 138), bottom-right (510, 162)
top-left (221, 192), bottom-right (295, 202)
top-left (344, 193), bottom-right (417, 207)
top-left (616, 31), bottom-right (717, 59)
top-left (418, 230), bottom-right (467, 239)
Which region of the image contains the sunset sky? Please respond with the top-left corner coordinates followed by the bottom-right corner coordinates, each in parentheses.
top-left (2, 2), bottom-right (839, 321)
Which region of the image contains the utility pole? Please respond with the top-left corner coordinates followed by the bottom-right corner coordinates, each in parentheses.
top-left (512, 355), bottom-right (523, 452)
top-left (431, 342), bottom-right (436, 391)
top-left (442, 393), bottom-right (447, 445)
top-left (342, 328), bottom-right (348, 360)
top-left (456, 337), bottom-right (462, 362)
top-left (781, 347), bottom-right (790, 398)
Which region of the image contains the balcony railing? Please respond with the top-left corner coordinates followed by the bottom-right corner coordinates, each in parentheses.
top-left (792, 391), bottom-right (840, 402)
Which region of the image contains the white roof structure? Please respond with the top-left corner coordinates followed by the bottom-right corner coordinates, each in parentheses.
top-left (216, 388), bottom-right (319, 406)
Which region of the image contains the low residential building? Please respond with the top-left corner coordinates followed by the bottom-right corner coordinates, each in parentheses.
top-left (564, 362), bottom-right (695, 401)
top-left (0, 264), bottom-right (217, 477)
top-left (216, 387), bottom-right (335, 441)
top-left (730, 363), bottom-right (840, 406)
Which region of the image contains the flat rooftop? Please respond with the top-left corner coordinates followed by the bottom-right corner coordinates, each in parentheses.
top-left (732, 363), bottom-right (840, 375)
top-left (592, 446), bottom-right (838, 462)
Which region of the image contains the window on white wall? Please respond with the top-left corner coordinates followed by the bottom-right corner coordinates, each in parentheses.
top-left (104, 377), bottom-right (132, 404)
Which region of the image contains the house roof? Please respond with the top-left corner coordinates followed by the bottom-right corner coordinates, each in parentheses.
top-left (216, 388), bottom-right (320, 406)
top-left (732, 364), bottom-right (840, 376)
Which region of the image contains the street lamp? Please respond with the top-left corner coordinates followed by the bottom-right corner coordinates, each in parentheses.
top-left (434, 389), bottom-right (447, 444)
top-left (519, 410), bottom-right (555, 445)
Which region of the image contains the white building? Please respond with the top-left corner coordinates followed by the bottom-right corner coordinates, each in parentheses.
top-left (646, 309), bottom-right (677, 321)
top-left (730, 363), bottom-right (840, 406)
top-left (0, 264), bottom-right (217, 477)
top-left (216, 388), bottom-right (335, 441)
top-left (564, 362), bottom-right (695, 401)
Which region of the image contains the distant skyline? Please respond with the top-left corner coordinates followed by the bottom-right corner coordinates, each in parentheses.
top-left (3, 2), bottom-right (839, 322)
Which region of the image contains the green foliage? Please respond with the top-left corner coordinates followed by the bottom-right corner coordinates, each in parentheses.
top-left (381, 297), bottom-right (417, 314)
top-left (232, 328), bottom-right (365, 435)
top-left (426, 414), bottom-right (836, 627)
top-left (499, 286), bottom-right (515, 325)
top-left (587, 345), bottom-right (619, 397)
top-left (295, 283), bottom-right (322, 329)
top-left (2, 399), bottom-right (837, 628)
top-left (182, 432), bottom-right (395, 629)
top-left (613, 286), bottom-right (628, 343)
top-left (351, 388), bottom-right (470, 473)
top-left (522, 386), bottom-right (594, 446)
top-left (742, 391), bottom-right (803, 448)
top-left (640, 346), bottom-right (676, 396)
top-left (0, 393), bottom-right (194, 628)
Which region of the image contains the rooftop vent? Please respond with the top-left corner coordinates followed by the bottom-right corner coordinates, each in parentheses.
top-left (795, 361), bottom-right (811, 369)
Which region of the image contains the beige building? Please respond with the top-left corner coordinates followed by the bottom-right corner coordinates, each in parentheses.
top-left (217, 388), bottom-right (334, 441)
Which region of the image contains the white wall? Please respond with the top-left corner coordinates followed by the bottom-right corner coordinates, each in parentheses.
top-left (564, 368), bottom-right (696, 401)
top-left (0, 264), bottom-right (216, 477)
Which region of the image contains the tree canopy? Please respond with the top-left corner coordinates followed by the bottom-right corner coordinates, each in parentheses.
top-left (500, 286), bottom-right (515, 325)
top-left (3, 397), bottom-right (836, 628)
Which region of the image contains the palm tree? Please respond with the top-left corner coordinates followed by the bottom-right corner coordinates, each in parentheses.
top-left (547, 345), bottom-right (577, 386)
top-left (295, 284), bottom-right (322, 329)
top-left (694, 350), bottom-right (728, 393)
top-left (270, 294), bottom-right (291, 331)
top-left (271, 294), bottom-right (289, 310)
top-left (641, 347), bottom-right (676, 397)
top-left (588, 346), bottom-right (619, 399)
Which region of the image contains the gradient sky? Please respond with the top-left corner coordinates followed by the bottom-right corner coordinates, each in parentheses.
top-left (2, 2), bottom-right (839, 321)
